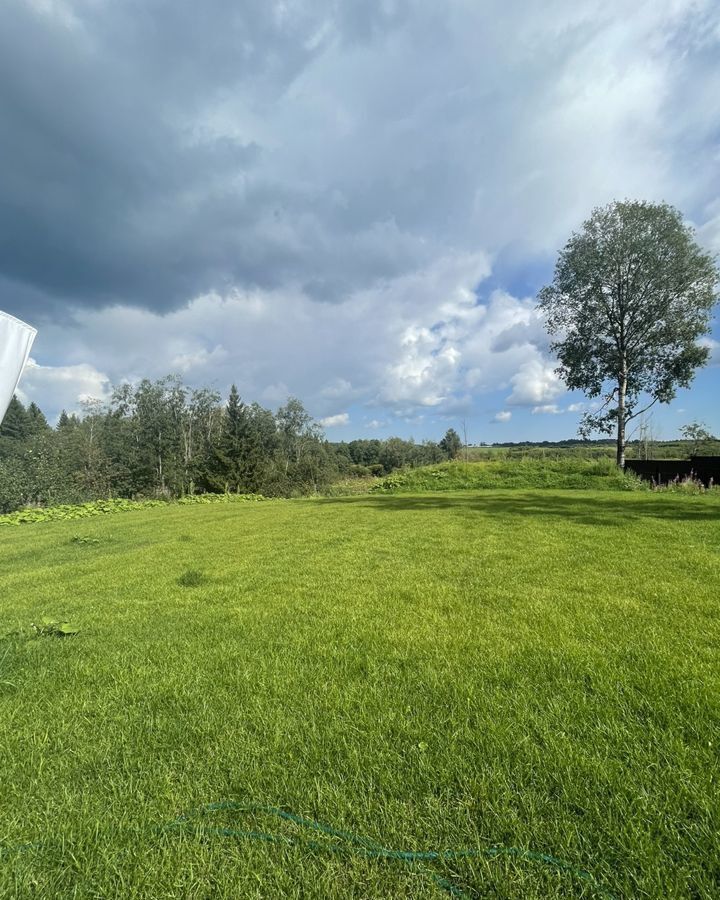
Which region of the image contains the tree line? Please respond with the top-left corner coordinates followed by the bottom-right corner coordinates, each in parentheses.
top-left (0, 376), bottom-right (462, 513)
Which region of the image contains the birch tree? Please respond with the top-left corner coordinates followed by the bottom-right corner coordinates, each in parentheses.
top-left (538, 200), bottom-right (718, 466)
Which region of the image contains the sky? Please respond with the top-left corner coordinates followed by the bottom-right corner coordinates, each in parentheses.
top-left (2, 0), bottom-right (719, 443)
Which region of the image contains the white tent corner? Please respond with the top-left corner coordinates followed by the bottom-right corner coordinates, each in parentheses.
top-left (0, 311), bottom-right (37, 424)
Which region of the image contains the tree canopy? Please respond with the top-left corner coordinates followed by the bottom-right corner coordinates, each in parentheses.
top-left (679, 421), bottom-right (715, 457)
top-left (538, 200), bottom-right (718, 465)
top-left (439, 428), bottom-right (462, 459)
top-left (0, 381), bottom-right (457, 514)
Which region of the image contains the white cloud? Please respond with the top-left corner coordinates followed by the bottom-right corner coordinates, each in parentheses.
top-left (17, 359), bottom-right (110, 418)
top-left (699, 336), bottom-right (720, 365)
top-left (170, 345), bottom-right (229, 373)
top-left (567, 402), bottom-right (585, 413)
top-left (532, 404), bottom-right (562, 415)
top-left (25, 0), bottom-right (83, 31)
top-left (507, 358), bottom-right (564, 406)
top-left (318, 412), bottom-right (349, 427)
top-left (492, 410), bottom-right (512, 423)
top-left (22, 251), bottom-right (582, 424)
top-left (697, 210), bottom-right (720, 255)
top-left (320, 378), bottom-right (353, 399)
top-left (260, 381), bottom-right (291, 407)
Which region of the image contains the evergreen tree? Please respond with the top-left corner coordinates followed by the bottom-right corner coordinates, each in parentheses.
top-left (225, 385), bottom-right (246, 452)
top-left (440, 428), bottom-right (462, 459)
top-left (57, 410), bottom-right (81, 431)
top-left (242, 402), bottom-right (277, 492)
top-left (0, 396), bottom-right (29, 441)
top-left (26, 402), bottom-right (51, 435)
top-left (214, 385), bottom-right (250, 492)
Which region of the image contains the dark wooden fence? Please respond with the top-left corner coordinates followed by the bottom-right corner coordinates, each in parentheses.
top-left (624, 456), bottom-right (720, 488)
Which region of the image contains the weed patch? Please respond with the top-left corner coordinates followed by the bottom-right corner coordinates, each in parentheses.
top-left (31, 618), bottom-right (80, 637)
top-left (177, 570), bottom-right (208, 588)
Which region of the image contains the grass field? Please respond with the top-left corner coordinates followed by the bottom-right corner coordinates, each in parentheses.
top-left (1, 490), bottom-right (719, 898)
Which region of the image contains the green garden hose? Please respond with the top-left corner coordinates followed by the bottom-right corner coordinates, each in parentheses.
top-left (165, 801), bottom-right (617, 899)
top-left (2, 800), bottom-right (617, 899)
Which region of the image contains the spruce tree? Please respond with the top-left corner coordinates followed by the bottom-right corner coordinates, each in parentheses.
top-left (439, 428), bottom-right (462, 459)
top-left (0, 396), bottom-right (30, 441)
top-left (217, 385), bottom-right (250, 491)
top-left (26, 402), bottom-right (51, 435)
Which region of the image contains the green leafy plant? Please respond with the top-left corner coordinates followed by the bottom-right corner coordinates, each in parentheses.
top-left (31, 618), bottom-right (80, 637)
top-left (0, 494), bottom-right (269, 528)
top-left (176, 493), bottom-right (267, 505)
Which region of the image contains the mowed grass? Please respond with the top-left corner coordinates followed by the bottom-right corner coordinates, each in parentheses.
top-left (1, 491), bottom-right (719, 899)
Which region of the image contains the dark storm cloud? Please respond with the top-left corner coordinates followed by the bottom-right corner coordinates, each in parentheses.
top-left (0, 0), bottom-right (569, 324)
top-left (0, 0), bottom-right (408, 320)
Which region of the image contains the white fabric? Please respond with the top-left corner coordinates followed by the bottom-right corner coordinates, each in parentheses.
top-left (0, 311), bottom-right (36, 424)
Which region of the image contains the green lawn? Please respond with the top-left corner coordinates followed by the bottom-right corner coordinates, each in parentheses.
top-left (1, 491), bottom-right (719, 898)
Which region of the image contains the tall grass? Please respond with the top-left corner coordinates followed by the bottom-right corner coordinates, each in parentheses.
top-left (371, 458), bottom-right (644, 493)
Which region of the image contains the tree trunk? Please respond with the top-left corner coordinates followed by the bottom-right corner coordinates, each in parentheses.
top-left (158, 429), bottom-right (165, 492)
top-left (616, 372), bottom-right (627, 467)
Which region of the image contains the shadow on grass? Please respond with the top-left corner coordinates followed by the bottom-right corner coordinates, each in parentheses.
top-left (316, 492), bottom-right (720, 526)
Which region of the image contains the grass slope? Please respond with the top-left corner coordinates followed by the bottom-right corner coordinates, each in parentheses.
top-left (372, 459), bottom-right (641, 493)
top-left (1, 491), bottom-right (719, 898)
